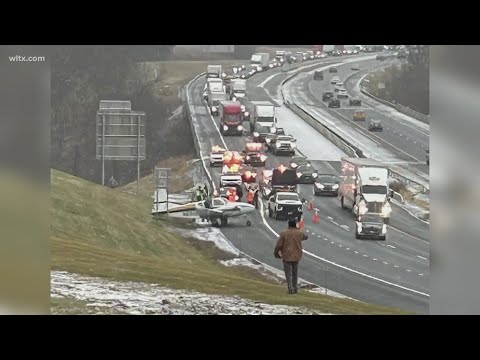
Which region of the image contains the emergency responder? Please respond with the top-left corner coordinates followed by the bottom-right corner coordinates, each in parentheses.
top-left (247, 187), bottom-right (255, 205)
top-left (196, 186), bottom-right (205, 201)
top-left (227, 188), bottom-right (237, 202)
top-left (109, 176), bottom-right (118, 188)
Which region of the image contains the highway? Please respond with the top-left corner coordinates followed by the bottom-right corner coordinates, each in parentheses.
top-left (186, 55), bottom-right (430, 314)
top-left (284, 58), bottom-right (430, 178)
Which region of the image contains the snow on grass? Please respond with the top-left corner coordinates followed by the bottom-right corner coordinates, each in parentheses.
top-left (51, 271), bottom-right (323, 315)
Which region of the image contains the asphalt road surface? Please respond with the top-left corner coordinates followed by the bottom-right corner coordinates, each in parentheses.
top-left (187, 57), bottom-right (429, 314)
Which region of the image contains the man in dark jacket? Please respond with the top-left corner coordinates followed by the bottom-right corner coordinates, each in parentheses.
top-left (274, 219), bottom-right (308, 294)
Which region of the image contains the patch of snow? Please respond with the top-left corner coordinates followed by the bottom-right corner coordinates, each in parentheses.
top-left (170, 227), bottom-right (241, 256)
top-left (51, 271), bottom-right (325, 315)
top-left (167, 105), bottom-right (184, 121)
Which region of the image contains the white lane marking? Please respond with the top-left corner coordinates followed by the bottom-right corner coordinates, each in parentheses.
top-left (373, 258), bottom-right (378, 261)
top-left (340, 225), bottom-right (350, 231)
top-left (346, 248), bottom-right (350, 251)
top-left (303, 249), bottom-right (429, 297)
top-left (363, 254), bottom-right (368, 257)
top-left (419, 273), bottom-right (423, 276)
top-left (386, 244), bottom-right (396, 249)
top-left (383, 261), bottom-right (388, 265)
top-left (205, 100), bottom-right (228, 149)
top-left (406, 269), bottom-right (412, 272)
top-left (387, 225), bottom-right (429, 244)
top-left (354, 251), bottom-right (359, 254)
top-left (417, 255), bottom-right (428, 261)
top-left (257, 73), bottom-right (280, 88)
top-left (394, 265), bottom-right (399, 268)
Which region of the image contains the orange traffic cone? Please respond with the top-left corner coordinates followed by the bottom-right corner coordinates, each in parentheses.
top-left (308, 200), bottom-right (314, 211)
top-left (313, 209), bottom-right (320, 223)
top-left (299, 216), bottom-right (305, 229)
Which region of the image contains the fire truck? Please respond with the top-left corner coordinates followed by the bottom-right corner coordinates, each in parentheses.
top-left (219, 101), bottom-right (244, 136)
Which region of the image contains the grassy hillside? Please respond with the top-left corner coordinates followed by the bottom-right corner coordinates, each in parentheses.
top-left (51, 169), bottom-right (408, 314)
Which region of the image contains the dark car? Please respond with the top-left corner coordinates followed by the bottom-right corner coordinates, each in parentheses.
top-left (328, 98), bottom-right (341, 108)
top-left (314, 174), bottom-right (339, 196)
top-left (275, 127), bottom-right (285, 135)
top-left (329, 67), bottom-right (338, 73)
top-left (368, 119), bottom-right (383, 131)
top-left (426, 149), bottom-right (430, 165)
top-left (376, 54), bottom-right (386, 61)
top-left (322, 91), bottom-right (334, 101)
top-left (355, 213), bottom-right (387, 240)
top-left (243, 148), bottom-right (267, 167)
top-left (295, 164), bottom-right (318, 184)
top-left (313, 70), bottom-right (324, 80)
top-left (349, 98), bottom-right (362, 106)
top-left (289, 155), bottom-right (311, 170)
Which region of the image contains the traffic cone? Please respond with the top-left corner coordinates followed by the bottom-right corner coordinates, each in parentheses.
top-left (308, 200), bottom-right (314, 211)
top-left (313, 209), bottom-right (320, 223)
top-left (299, 216), bottom-right (305, 229)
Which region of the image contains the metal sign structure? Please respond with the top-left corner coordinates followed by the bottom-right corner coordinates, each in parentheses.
top-left (96, 100), bottom-right (146, 194)
top-left (154, 167), bottom-right (171, 218)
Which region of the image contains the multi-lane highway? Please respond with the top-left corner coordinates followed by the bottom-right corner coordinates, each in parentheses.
top-left (186, 55), bottom-right (430, 313)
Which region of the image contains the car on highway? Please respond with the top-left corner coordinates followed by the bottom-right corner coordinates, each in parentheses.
top-left (351, 64), bottom-right (360, 70)
top-left (330, 76), bottom-right (340, 85)
top-left (295, 164), bottom-right (318, 184)
top-left (328, 97), bottom-right (341, 108)
top-left (289, 155), bottom-right (311, 170)
top-left (346, 49), bottom-right (353, 55)
top-left (337, 90), bottom-right (349, 99)
top-left (355, 213), bottom-right (387, 240)
top-left (368, 119), bottom-right (383, 131)
top-left (353, 110), bottom-right (366, 121)
top-left (322, 91), bottom-right (334, 101)
top-left (329, 67), bottom-right (338, 73)
top-left (268, 192), bottom-right (303, 221)
top-left (313, 70), bottom-right (324, 80)
top-left (349, 98), bottom-right (362, 106)
top-left (334, 83), bottom-right (344, 92)
top-left (268, 134), bottom-right (297, 156)
top-left (240, 165), bottom-right (257, 184)
top-left (313, 174), bottom-right (339, 196)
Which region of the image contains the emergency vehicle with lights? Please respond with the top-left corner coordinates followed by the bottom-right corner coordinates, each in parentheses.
top-left (219, 101), bottom-right (244, 136)
top-left (240, 165), bottom-right (257, 184)
top-left (223, 151), bottom-right (243, 167)
top-left (243, 142), bottom-right (267, 167)
top-left (209, 145), bottom-right (226, 167)
top-left (262, 165), bottom-right (298, 199)
top-left (339, 157), bottom-right (392, 224)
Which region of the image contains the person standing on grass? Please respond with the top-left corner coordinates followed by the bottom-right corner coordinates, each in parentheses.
top-left (274, 219), bottom-right (308, 294)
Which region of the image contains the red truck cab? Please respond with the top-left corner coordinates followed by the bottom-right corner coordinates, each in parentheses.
top-left (219, 101), bottom-right (244, 136)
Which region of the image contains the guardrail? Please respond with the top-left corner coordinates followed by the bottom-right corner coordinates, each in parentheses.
top-left (280, 64), bottom-right (429, 193)
top-left (184, 72), bottom-right (216, 192)
top-left (360, 80), bottom-right (430, 124)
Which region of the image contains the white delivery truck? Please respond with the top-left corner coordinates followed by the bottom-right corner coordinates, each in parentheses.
top-left (229, 79), bottom-right (247, 100)
top-left (250, 53), bottom-right (270, 71)
top-left (339, 157), bottom-right (392, 223)
top-left (207, 65), bottom-right (222, 79)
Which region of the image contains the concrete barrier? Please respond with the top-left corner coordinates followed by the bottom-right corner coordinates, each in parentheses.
top-left (280, 64), bottom-right (429, 193)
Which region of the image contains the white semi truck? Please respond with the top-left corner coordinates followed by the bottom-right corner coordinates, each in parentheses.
top-left (339, 157), bottom-right (392, 223)
top-left (249, 100), bottom-right (277, 136)
top-left (229, 79), bottom-right (247, 99)
top-left (250, 53), bottom-right (270, 71)
top-left (207, 65), bottom-right (222, 79)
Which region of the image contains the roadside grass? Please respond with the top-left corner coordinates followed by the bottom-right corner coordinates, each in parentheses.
top-left (51, 169), bottom-right (409, 314)
top-left (121, 155), bottom-right (195, 198)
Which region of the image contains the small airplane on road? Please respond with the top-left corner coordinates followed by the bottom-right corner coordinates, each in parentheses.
top-left (195, 196), bottom-right (255, 227)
